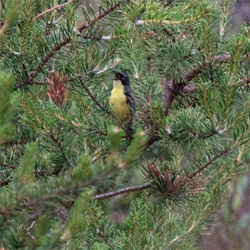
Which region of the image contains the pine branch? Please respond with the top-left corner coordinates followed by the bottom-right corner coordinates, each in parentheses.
top-left (32, 0), bottom-right (74, 21)
top-left (78, 76), bottom-right (111, 115)
top-left (29, 2), bottom-right (120, 82)
top-left (161, 53), bottom-right (250, 116)
top-left (14, 2), bottom-right (120, 90)
top-left (181, 54), bottom-right (250, 84)
top-left (94, 183), bottom-right (152, 200)
top-left (136, 8), bottom-right (209, 25)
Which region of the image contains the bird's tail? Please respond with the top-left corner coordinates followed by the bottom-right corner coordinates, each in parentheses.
top-left (125, 119), bottom-right (135, 145)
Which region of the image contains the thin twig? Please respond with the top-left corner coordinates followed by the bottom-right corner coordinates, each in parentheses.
top-left (49, 133), bottom-right (71, 168)
top-left (32, 0), bottom-right (74, 21)
top-left (78, 2), bottom-right (120, 33)
top-left (181, 54), bottom-right (250, 85)
top-left (3, 140), bottom-right (26, 146)
top-left (189, 129), bottom-right (217, 139)
top-left (17, 182), bottom-right (91, 210)
top-left (94, 183), bottom-right (152, 200)
top-left (30, 80), bottom-right (48, 86)
top-left (87, 127), bottom-right (108, 137)
top-left (177, 26), bottom-right (190, 41)
top-left (30, 37), bottom-right (71, 81)
top-left (0, 163), bottom-right (16, 170)
top-left (14, 80), bottom-right (48, 90)
top-left (163, 0), bottom-right (176, 8)
top-left (78, 76), bottom-right (111, 115)
top-left (189, 148), bottom-right (231, 179)
top-left (231, 76), bottom-right (250, 87)
top-left (97, 230), bottom-right (112, 248)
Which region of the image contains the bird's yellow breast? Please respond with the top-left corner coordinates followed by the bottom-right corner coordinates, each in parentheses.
top-left (109, 81), bottom-right (131, 123)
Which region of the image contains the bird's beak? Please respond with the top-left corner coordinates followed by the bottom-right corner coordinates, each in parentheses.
top-left (112, 70), bottom-right (118, 80)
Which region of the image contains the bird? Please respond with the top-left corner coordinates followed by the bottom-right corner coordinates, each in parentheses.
top-left (109, 71), bottom-right (135, 140)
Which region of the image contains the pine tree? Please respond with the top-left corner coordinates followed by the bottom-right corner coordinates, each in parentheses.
top-left (0, 0), bottom-right (250, 249)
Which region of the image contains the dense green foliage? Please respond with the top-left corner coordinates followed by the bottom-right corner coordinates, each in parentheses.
top-left (0, 0), bottom-right (249, 249)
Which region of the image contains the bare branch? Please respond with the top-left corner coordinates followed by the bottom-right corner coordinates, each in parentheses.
top-left (30, 37), bottom-right (71, 81)
top-left (94, 183), bottom-right (152, 200)
top-left (189, 148), bottom-right (231, 180)
top-left (78, 2), bottom-right (120, 33)
top-left (189, 129), bottom-right (217, 139)
top-left (78, 76), bottom-right (111, 115)
top-left (87, 127), bottom-right (108, 137)
top-left (32, 0), bottom-right (74, 21)
top-left (14, 80), bottom-right (48, 90)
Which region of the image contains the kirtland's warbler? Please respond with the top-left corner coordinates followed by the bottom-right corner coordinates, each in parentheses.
top-left (109, 71), bottom-right (135, 138)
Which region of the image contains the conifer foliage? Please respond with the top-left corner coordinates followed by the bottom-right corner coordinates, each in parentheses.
top-left (0, 0), bottom-right (249, 249)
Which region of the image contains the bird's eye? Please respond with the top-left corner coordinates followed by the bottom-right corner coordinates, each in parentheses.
top-left (122, 77), bottom-right (125, 80)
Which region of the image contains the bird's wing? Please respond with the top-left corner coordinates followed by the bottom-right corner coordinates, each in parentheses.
top-left (124, 85), bottom-right (135, 118)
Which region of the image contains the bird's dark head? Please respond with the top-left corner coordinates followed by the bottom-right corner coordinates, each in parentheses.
top-left (113, 71), bottom-right (130, 86)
